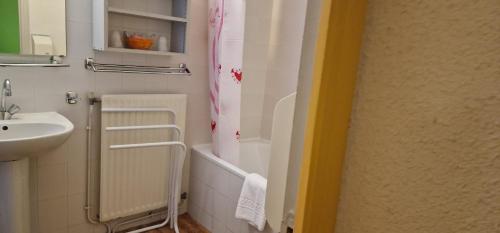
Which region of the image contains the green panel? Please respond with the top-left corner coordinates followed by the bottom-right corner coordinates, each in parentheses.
top-left (0, 0), bottom-right (21, 54)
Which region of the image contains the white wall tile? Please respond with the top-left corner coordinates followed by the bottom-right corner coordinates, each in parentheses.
top-left (38, 163), bottom-right (67, 200)
top-left (67, 193), bottom-right (86, 226)
top-left (208, 166), bottom-right (230, 195)
top-left (188, 177), bottom-right (203, 206)
top-left (227, 173), bottom-right (244, 199)
top-left (200, 186), bottom-right (215, 216)
top-left (38, 197), bottom-right (68, 233)
top-left (225, 198), bottom-right (242, 233)
top-left (36, 142), bottom-right (68, 167)
top-left (92, 224), bottom-right (108, 233)
top-left (212, 218), bottom-right (226, 233)
top-left (188, 202), bottom-right (202, 223)
top-left (198, 209), bottom-right (213, 231)
top-left (213, 191), bottom-right (229, 223)
top-left (66, 0), bottom-right (92, 23)
top-left (67, 162), bottom-right (86, 195)
top-left (68, 223), bottom-right (93, 233)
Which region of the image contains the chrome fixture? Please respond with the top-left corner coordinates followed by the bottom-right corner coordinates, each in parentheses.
top-left (0, 56), bottom-right (70, 67)
top-left (0, 63), bottom-right (70, 67)
top-left (1, 79), bottom-right (13, 120)
top-left (84, 58), bottom-right (191, 76)
top-left (50, 56), bottom-right (63, 64)
top-left (5, 104), bottom-right (21, 120)
top-left (66, 91), bottom-right (80, 104)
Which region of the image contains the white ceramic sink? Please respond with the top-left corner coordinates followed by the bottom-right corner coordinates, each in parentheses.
top-left (0, 112), bottom-right (74, 161)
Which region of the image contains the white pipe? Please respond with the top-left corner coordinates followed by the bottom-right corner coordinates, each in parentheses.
top-left (86, 103), bottom-right (112, 233)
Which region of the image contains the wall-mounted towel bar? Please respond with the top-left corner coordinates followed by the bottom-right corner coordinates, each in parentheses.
top-left (85, 58), bottom-right (191, 76)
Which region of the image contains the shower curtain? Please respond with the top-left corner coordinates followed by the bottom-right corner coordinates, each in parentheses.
top-left (208, 0), bottom-right (245, 164)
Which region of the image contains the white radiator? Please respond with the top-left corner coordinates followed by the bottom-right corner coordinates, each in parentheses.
top-left (99, 94), bottom-right (186, 222)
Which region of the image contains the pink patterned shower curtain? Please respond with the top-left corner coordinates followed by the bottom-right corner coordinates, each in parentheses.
top-left (208, 0), bottom-right (245, 164)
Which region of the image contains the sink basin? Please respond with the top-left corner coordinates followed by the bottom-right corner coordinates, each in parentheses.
top-left (0, 112), bottom-right (74, 161)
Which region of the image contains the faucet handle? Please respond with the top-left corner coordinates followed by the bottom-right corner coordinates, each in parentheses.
top-left (6, 104), bottom-right (20, 119)
top-left (3, 79), bottom-right (12, 96)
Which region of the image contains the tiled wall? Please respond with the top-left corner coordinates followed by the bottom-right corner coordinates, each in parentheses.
top-left (240, 0), bottom-right (273, 139)
top-left (0, 0), bottom-right (210, 232)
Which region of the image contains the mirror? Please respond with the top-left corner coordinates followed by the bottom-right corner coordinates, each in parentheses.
top-left (0, 0), bottom-right (66, 56)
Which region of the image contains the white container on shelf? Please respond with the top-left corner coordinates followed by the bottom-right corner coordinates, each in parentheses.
top-left (158, 36), bottom-right (169, 52)
top-left (110, 30), bottom-right (124, 48)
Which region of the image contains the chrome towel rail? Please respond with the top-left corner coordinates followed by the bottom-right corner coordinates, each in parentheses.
top-left (84, 58), bottom-right (191, 76)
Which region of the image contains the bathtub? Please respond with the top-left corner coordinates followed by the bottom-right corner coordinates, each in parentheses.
top-left (188, 139), bottom-right (273, 233)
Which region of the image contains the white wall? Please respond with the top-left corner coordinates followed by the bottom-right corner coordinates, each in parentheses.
top-left (282, 0), bottom-right (321, 231)
top-left (240, 0), bottom-right (273, 139)
top-left (259, 0), bottom-right (308, 139)
top-left (0, 0), bottom-right (210, 232)
top-left (27, 0), bottom-right (67, 55)
top-left (240, 1), bottom-right (318, 231)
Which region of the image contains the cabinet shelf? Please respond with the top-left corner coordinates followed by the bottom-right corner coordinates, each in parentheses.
top-left (108, 7), bottom-right (188, 23)
top-left (104, 47), bottom-right (184, 56)
top-left (93, 0), bottom-right (188, 56)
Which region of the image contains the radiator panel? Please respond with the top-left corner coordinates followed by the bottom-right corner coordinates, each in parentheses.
top-left (99, 94), bottom-right (186, 222)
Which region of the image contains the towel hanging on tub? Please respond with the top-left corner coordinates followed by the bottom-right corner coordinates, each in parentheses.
top-left (235, 173), bottom-right (268, 231)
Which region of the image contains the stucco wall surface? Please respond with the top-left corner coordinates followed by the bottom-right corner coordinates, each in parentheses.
top-left (336, 0), bottom-right (500, 233)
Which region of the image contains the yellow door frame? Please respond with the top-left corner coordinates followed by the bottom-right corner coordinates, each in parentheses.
top-left (294, 0), bottom-right (367, 232)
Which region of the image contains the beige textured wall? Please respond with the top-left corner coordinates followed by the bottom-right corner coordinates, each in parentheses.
top-left (336, 0), bottom-right (500, 233)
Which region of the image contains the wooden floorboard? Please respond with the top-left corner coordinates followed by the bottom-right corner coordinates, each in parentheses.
top-left (145, 214), bottom-right (210, 233)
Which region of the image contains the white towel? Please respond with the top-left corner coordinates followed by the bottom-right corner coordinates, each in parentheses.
top-left (235, 173), bottom-right (267, 231)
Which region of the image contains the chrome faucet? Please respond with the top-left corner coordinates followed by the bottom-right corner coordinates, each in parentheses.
top-left (1, 79), bottom-right (14, 120)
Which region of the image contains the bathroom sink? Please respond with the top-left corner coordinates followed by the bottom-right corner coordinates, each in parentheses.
top-left (0, 112), bottom-right (74, 161)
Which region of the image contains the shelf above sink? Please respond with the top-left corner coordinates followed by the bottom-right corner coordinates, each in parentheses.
top-left (108, 7), bottom-right (188, 23)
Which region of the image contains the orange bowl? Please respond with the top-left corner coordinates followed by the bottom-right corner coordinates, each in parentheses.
top-left (126, 35), bottom-right (154, 50)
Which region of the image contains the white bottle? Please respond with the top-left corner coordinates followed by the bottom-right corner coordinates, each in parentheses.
top-left (110, 30), bottom-right (123, 48)
top-left (158, 36), bottom-right (169, 52)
